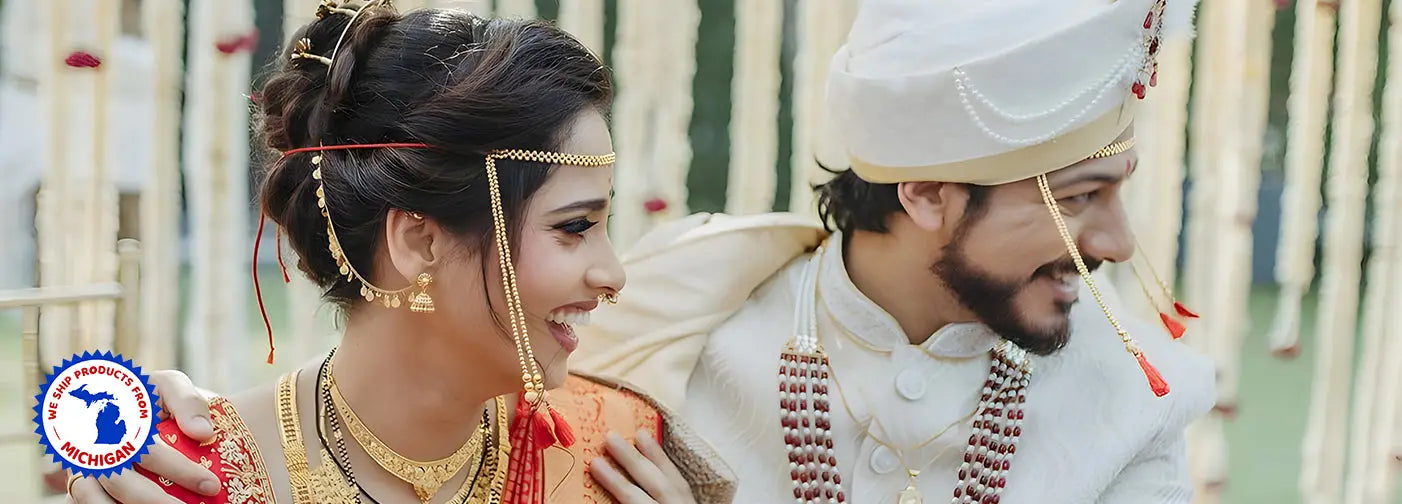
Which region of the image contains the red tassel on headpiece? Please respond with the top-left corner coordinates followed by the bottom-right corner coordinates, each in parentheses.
top-left (1158, 312), bottom-right (1186, 339)
top-left (1135, 352), bottom-right (1170, 397)
top-left (1173, 301), bottom-right (1200, 319)
top-left (549, 407), bottom-right (576, 448)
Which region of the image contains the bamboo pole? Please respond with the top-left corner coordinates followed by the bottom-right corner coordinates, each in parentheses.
top-left (1269, 0), bottom-right (1340, 357)
top-left (723, 0), bottom-right (782, 215)
top-left (283, 0), bottom-right (312, 41)
top-left (1347, 0), bottom-right (1402, 499)
top-left (20, 305), bottom-right (40, 499)
top-left (113, 239), bottom-right (143, 356)
top-left (1180, 0), bottom-right (1232, 494)
top-left (1300, 0), bottom-right (1382, 498)
top-left (654, 0), bottom-right (698, 231)
top-left (1211, 0), bottom-right (1275, 424)
top-left (608, 0), bottom-right (653, 247)
top-left (558, 0), bottom-right (605, 56)
top-left (183, 0), bottom-right (256, 393)
top-left (37, 0), bottom-right (123, 363)
top-left (36, 0), bottom-right (71, 371)
top-left (788, 0), bottom-right (859, 216)
top-left (609, 0), bottom-right (699, 249)
top-left (434, 0), bottom-right (491, 16)
top-left (138, 0), bottom-right (185, 371)
top-left (494, 0), bottom-right (537, 19)
top-left (1182, 0), bottom-right (1227, 335)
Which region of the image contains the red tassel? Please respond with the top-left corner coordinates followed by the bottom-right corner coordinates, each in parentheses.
top-left (505, 392), bottom-right (546, 504)
top-left (1159, 312), bottom-right (1186, 339)
top-left (532, 409), bottom-right (556, 447)
top-left (549, 407), bottom-right (576, 448)
top-left (1135, 352), bottom-right (1171, 397)
top-left (1174, 301), bottom-right (1200, 319)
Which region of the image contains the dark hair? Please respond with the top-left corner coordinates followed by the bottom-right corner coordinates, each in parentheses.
top-left (257, 5), bottom-right (612, 311)
top-left (814, 166), bottom-right (990, 236)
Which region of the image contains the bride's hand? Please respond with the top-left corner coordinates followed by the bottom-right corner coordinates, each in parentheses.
top-left (590, 430), bottom-right (697, 504)
top-left (68, 370), bottom-right (219, 503)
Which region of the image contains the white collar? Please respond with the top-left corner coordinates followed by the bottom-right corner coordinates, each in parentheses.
top-left (814, 234), bottom-right (1000, 358)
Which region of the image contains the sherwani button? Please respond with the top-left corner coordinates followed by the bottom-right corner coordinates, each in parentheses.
top-left (896, 367), bottom-right (926, 401)
top-left (870, 444), bottom-right (900, 474)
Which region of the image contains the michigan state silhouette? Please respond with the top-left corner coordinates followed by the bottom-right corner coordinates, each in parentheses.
top-left (68, 384), bottom-right (129, 445)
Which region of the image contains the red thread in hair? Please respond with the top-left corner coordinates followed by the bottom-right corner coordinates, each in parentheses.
top-left (248, 142), bottom-right (433, 364)
top-left (253, 212), bottom-right (276, 364)
top-left (64, 51), bottom-right (101, 68)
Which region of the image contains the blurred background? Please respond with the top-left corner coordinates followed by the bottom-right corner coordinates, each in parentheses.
top-left (1, 0), bottom-right (1399, 502)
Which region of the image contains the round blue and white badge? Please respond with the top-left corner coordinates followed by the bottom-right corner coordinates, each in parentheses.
top-left (33, 351), bottom-right (160, 478)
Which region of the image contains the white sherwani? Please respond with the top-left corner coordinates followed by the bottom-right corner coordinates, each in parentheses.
top-left (577, 213), bottom-right (1215, 504)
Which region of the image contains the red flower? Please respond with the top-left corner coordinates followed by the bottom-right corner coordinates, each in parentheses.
top-left (217, 29), bottom-right (260, 55)
top-left (64, 51), bottom-right (101, 68)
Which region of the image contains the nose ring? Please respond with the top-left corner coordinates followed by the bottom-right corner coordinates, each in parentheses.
top-left (598, 292), bottom-right (618, 305)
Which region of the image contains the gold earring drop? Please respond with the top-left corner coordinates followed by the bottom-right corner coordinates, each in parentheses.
top-left (409, 272), bottom-right (435, 313)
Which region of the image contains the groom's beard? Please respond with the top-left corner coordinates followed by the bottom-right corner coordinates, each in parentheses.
top-left (932, 239), bottom-right (1100, 356)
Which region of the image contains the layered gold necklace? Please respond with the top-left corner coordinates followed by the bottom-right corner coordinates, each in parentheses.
top-left (328, 361), bottom-right (491, 503)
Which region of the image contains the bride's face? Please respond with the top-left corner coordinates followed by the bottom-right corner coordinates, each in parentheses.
top-left (428, 109), bottom-right (623, 391)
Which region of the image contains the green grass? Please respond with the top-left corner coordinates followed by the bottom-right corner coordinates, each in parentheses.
top-left (2, 269), bottom-right (1398, 502)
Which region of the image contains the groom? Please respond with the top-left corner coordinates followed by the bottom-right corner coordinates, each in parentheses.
top-left (74, 0), bottom-right (1213, 502)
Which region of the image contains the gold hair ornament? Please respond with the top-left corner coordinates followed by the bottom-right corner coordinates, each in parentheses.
top-left (316, 0), bottom-right (360, 18)
top-left (290, 38), bottom-right (332, 66)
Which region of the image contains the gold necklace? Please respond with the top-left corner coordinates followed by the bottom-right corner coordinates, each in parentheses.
top-left (328, 364), bottom-right (489, 503)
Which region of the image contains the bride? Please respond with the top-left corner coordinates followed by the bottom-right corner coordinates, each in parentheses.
top-left (68, 2), bottom-right (731, 503)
